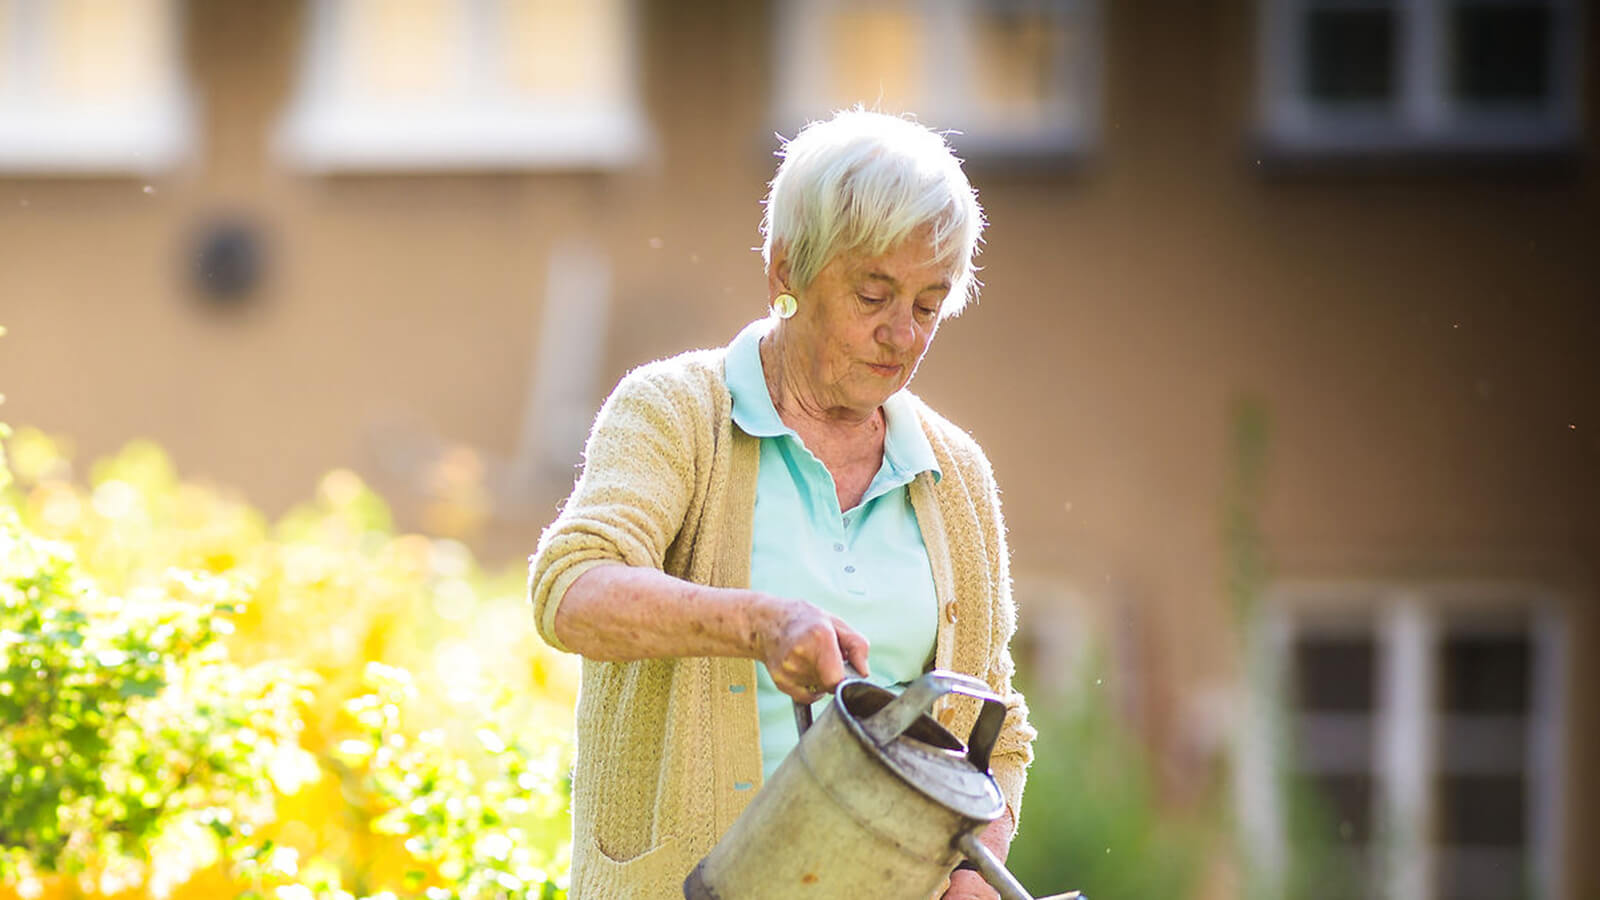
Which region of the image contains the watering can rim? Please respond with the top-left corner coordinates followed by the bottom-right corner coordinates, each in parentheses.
top-left (810, 669), bottom-right (1008, 823)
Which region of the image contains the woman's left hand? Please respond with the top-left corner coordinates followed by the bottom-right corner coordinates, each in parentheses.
top-left (938, 809), bottom-right (1014, 900)
top-left (940, 869), bottom-right (999, 900)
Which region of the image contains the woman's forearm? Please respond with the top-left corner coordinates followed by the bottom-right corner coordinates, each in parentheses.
top-left (551, 563), bottom-right (871, 701)
top-left (553, 564), bottom-right (770, 663)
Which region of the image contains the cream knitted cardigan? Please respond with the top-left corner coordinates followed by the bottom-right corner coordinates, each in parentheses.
top-left (528, 346), bottom-right (1035, 899)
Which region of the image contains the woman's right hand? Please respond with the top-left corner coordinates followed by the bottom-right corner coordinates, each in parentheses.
top-left (552, 567), bottom-right (872, 689)
top-left (751, 594), bottom-right (871, 703)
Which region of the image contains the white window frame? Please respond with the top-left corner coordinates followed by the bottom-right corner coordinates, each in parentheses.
top-left (1235, 580), bottom-right (1569, 900)
top-left (1257, 0), bottom-right (1583, 155)
top-left (275, 0), bottom-right (650, 173)
top-left (0, 0), bottom-right (195, 174)
top-left (772, 0), bottom-right (1102, 158)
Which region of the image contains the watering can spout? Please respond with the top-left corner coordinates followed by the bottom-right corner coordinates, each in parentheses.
top-left (954, 833), bottom-right (1094, 900)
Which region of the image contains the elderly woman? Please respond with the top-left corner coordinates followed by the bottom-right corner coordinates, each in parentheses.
top-left (528, 109), bottom-right (1034, 900)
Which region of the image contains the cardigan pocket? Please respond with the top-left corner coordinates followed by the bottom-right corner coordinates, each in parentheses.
top-left (589, 808), bottom-right (673, 866)
top-left (575, 829), bottom-right (691, 899)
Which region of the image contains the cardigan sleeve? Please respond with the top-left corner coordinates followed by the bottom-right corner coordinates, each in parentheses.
top-left (527, 369), bottom-right (701, 653)
top-left (976, 456), bottom-right (1037, 831)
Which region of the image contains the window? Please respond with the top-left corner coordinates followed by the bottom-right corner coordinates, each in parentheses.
top-left (1257, 0), bottom-right (1581, 155)
top-left (0, 0), bottom-right (194, 174)
top-left (773, 0), bottom-right (1101, 158)
top-left (276, 0), bottom-right (648, 172)
top-left (1237, 583), bottom-right (1568, 900)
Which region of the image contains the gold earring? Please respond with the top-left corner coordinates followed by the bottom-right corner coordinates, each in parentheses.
top-left (772, 293), bottom-right (798, 319)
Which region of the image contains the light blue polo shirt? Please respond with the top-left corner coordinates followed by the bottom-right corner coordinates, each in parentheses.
top-left (724, 319), bottom-right (942, 781)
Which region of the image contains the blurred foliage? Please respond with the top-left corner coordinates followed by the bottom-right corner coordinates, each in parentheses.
top-left (0, 425), bottom-right (578, 900)
top-left (1007, 395), bottom-right (1307, 900)
top-left (1222, 397), bottom-right (1371, 900)
top-left (1005, 663), bottom-right (1209, 899)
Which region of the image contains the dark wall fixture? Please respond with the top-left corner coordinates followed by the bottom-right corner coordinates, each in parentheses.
top-left (190, 216), bottom-right (266, 307)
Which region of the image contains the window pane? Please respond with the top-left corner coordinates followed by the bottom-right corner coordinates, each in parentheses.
top-left (345, 0), bottom-right (457, 99)
top-left (1452, 3), bottom-right (1551, 104)
top-left (1438, 717), bottom-right (1527, 773)
top-left (1292, 773), bottom-right (1375, 843)
top-left (1438, 773), bottom-right (1526, 846)
top-left (52, 0), bottom-right (169, 102)
top-left (1293, 634), bottom-right (1375, 712)
top-left (1296, 715), bottom-right (1374, 773)
top-left (1437, 847), bottom-right (1534, 900)
top-left (970, 4), bottom-right (1081, 126)
top-left (1441, 631), bottom-right (1530, 714)
top-left (1288, 631), bottom-right (1375, 897)
top-left (1288, 773), bottom-right (1375, 899)
top-left (503, 0), bottom-right (627, 100)
top-left (1290, 846), bottom-right (1374, 900)
top-left (1303, 7), bottom-right (1397, 104)
top-left (823, 4), bottom-right (924, 113)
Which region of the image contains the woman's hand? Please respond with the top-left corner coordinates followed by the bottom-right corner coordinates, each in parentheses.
top-left (752, 595), bottom-right (871, 703)
top-left (940, 870), bottom-right (999, 900)
top-left (938, 811), bottom-right (1015, 900)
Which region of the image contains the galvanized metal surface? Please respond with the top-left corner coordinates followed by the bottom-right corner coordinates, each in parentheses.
top-left (685, 670), bottom-right (1026, 900)
top-left (849, 674), bottom-right (1008, 823)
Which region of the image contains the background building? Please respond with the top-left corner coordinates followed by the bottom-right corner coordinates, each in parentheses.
top-left (0, 2), bottom-right (1594, 898)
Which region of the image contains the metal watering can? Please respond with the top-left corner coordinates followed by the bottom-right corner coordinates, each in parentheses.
top-left (683, 668), bottom-right (1082, 900)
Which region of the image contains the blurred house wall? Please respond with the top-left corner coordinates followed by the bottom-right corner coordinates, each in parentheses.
top-left (0, 1), bottom-right (1594, 896)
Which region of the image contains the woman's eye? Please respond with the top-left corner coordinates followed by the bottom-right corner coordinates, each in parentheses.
top-left (858, 294), bottom-right (887, 305)
top-left (915, 305), bottom-right (938, 319)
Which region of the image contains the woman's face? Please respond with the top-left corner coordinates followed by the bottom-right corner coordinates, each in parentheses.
top-left (774, 228), bottom-right (952, 418)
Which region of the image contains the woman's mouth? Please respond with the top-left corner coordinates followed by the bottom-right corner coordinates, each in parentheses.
top-left (866, 362), bottom-right (903, 377)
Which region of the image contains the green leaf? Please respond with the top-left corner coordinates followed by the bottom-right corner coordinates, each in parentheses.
top-left (116, 676), bottom-right (163, 699)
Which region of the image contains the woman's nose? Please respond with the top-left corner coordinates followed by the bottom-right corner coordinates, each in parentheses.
top-left (879, 306), bottom-right (917, 350)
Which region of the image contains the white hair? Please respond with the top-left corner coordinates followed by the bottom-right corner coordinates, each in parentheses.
top-left (761, 108), bottom-right (985, 319)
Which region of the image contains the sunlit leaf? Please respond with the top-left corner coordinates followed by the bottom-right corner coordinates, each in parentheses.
top-left (0, 427), bottom-right (575, 898)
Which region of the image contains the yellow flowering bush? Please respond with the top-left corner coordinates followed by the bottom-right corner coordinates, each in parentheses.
top-left (0, 426), bottom-right (578, 900)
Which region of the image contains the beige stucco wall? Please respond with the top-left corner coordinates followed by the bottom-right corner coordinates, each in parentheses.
top-left (0, 1), bottom-right (1594, 894)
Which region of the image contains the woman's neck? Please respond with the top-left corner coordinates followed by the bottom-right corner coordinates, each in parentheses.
top-left (759, 328), bottom-right (882, 438)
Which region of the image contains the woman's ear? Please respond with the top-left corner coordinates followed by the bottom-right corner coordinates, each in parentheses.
top-left (767, 246), bottom-right (793, 297)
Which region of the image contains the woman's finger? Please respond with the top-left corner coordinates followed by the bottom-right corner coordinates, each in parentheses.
top-left (810, 630), bottom-right (847, 691)
top-left (832, 617), bottom-right (871, 679)
top-left (779, 673), bottom-right (826, 704)
top-left (776, 650), bottom-right (829, 702)
top-left (778, 680), bottom-right (813, 703)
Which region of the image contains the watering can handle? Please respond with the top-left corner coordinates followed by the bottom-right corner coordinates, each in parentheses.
top-left (863, 670), bottom-right (1007, 772)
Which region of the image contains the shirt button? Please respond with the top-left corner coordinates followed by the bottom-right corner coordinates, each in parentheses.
top-left (833, 543), bottom-right (844, 552)
top-left (844, 565), bottom-right (856, 574)
top-left (945, 603), bottom-right (958, 624)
